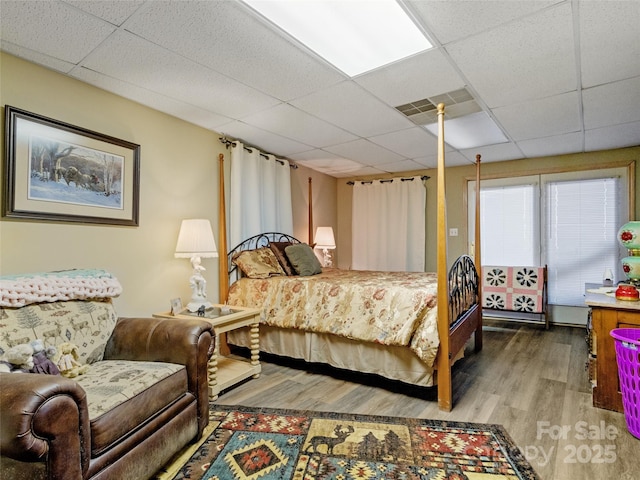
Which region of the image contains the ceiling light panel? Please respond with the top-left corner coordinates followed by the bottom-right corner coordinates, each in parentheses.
top-left (424, 111), bottom-right (508, 150)
top-left (242, 0), bottom-right (432, 77)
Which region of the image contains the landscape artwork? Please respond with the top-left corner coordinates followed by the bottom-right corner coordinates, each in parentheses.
top-left (4, 106), bottom-right (140, 226)
top-left (28, 135), bottom-right (124, 210)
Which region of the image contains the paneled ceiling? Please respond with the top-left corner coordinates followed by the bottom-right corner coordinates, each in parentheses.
top-left (1, 0), bottom-right (639, 177)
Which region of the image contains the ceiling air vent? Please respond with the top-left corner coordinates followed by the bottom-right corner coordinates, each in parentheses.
top-left (396, 88), bottom-right (481, 126)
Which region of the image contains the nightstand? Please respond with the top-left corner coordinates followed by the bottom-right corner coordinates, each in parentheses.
top-left (153, 305), bottom-right (261, 399)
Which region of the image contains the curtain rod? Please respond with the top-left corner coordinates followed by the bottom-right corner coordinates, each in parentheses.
top-left (219, 137), bottom-right (298, 169)
top-left (346, 175), bottom-right (430, 186)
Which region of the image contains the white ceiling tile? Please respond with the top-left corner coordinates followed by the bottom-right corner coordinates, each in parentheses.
top-left (579, 0), bottom-right (640, 88)
top-left (0, 0), bottom-right (115, 63)
top-left (124, 0), bottom-right (344, 101)
top-left (583, 76), bottom-right (640, 130)
top-left (342, 166), bottom-right (388, 178)
top-left (289, 149), bottom-right (345, 163)
top-left (81, 30), bottom-right (280, 119)
top-left (585, 121), bottom-right (640, 152)
top-left (294, 156), bottom-right (365, 174)
top-left (407, 0), bottom-right (560, 45)
top-left (376, 159), bottom-right (427, 173)
top-left (441, 151), bottom-right (474, 167)
top-left (355, 49), bottom-right (465, 107)
top-left (460, 143), bottom-right (524, 163)
top-left (447, 2), bottom-right (576, 108)
top-left (493, 92), bottom-right (581, 141)
top-left (324, 139), bottom-right (405, 166)
top-left (2, 0), bottom-right (638, 179)
top-left (1, 42), bottom-right (75, 73)
top-left (63, 0), bottom-right (145, 26)
top-left (217, 121), bottom-right (313, 156)
top-left (517, 132), bottom-right (584, 158)
top-left (72, 66), bottom-right (233, 129)
top-left (413, 154), bottom-right (437, 169)
top-left (290, 81), bottom-right (413, 137)
top-left (241, 104), bottom-right (358, 148)
top-left (368, 127), bottom-right (439, 159)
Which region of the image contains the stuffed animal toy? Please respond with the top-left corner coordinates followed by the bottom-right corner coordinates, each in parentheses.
top-left (56, 342), bottom-right (89, 378)
top-left (1, 343), bottom-right (35, 373)
top-left (30, 339), bottom-right (60, 375)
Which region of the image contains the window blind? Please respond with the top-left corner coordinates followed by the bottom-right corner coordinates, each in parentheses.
top-left (545, 177), bottom-right (621, 306)
top-left (480, 184), bottom-right (539, 266)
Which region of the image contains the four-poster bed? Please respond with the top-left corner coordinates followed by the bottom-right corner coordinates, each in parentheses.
top-left (218, 104), bottom-right (483, 411)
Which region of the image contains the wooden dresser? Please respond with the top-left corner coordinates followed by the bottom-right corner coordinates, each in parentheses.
top-left (585, 286), bottom-right (640, 412)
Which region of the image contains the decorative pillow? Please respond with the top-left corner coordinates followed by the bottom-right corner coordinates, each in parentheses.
top-left (233, 248), bottom-right (285, 279)
top-left (269, 242), bottom-right (297, 276)
top-left (284, 244), bottom-right (323, 276)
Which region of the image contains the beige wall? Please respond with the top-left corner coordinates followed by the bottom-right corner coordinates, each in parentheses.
top-left (338, 148), bottom-right (639, 272)
top-left (0, 53), bottom-right (336, 316)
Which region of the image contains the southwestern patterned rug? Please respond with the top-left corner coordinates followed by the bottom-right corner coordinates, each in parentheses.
top-left (154, 405), bottom-right (539, 480)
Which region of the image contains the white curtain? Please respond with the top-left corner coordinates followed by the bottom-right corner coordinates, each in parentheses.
top-left (229, 141), bottom-right (293, 250)
top-left (352, 176), bottom-right (426, 272)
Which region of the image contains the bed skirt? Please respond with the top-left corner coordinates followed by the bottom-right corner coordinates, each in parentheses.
top-left (228, 325), bottom-right (436, 387)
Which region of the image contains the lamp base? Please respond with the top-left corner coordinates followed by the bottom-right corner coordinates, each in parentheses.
top-left (322, 248), bottom-right (333, 268)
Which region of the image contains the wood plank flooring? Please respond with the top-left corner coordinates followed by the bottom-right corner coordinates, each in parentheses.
top-left (214, 321), bottom-right (639, 480)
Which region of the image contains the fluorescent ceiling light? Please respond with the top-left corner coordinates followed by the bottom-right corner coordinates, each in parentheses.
top-left (424, 111), bottom-right (508, 150)
top-left (243, 0), bottom-right (432, 77)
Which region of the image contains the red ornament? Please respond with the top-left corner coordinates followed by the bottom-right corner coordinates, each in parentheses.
top-left (621, 230), bottom-right (633, 242)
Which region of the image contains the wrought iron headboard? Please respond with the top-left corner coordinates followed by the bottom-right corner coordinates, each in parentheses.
top-left (227, 232), bottom-right (302, 284)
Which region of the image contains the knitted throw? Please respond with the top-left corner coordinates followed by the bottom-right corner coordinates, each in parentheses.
top-left (0, 269), bottom-right (123, 307)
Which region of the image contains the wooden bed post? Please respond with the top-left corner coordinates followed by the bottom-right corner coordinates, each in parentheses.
top-left (475, 154), bottom-right (483, 352)
top-left (308, 177), bottom-right (313, 245)
top-left (218, 153), bottom-right (229, 303)
top-left (435, 103), bottom-right (452, 412)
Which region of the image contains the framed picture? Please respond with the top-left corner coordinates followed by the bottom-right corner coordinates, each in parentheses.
top-left (3, 106), bottom-right (140, 226)
top-left (170, 298), bottom-right (183, 316)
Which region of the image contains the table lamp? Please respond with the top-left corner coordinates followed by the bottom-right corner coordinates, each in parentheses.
top-left (618, 221), bottom-right (640, 285)
top-left (315, 226), bottom-right (336, 267)
top-left (175, 219), bottom-right (218, 312)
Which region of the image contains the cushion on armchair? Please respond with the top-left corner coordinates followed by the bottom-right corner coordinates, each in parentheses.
top-left (1, 299), bottom-right (119, 366)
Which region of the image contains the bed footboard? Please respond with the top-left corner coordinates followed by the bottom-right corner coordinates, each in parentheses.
top-left (437, 254), bottom-right (483, 411)
top-left (448, 255), bottom-right (479, 328)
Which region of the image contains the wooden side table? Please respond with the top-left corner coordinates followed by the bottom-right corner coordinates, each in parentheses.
top-left (585, 286), bottom-right (640, 412)
top-left (153, 305), bottom-right (261, 400)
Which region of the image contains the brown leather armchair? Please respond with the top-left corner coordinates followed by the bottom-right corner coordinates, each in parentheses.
top-left (0, 316), bottom-right (213, 480)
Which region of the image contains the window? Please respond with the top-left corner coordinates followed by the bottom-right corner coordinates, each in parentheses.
top-left (469, 167), bottom-right (629, 307)
top-left (543, 174), bottom-right (624, 306)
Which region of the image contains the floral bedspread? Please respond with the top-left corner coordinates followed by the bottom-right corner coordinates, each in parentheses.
top-left (227, 268), bottom-right (441, 366)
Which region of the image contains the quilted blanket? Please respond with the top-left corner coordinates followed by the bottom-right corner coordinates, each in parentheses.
top-left (227, 268), bottom-right (440, 366)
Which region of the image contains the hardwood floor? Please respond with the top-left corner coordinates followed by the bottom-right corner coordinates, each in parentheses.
top-left (215, 321), bottom-right (639, 480)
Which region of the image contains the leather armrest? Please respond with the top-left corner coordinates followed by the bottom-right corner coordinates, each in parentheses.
top-left (0, 372), bottom-right (90, 479)
top-left (104, 317), bottom-right (214, 433)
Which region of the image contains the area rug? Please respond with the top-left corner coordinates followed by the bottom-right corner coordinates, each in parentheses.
top-left (154, 405), bottom-right (539, 480)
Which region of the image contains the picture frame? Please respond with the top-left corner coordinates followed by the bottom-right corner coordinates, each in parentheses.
top-left (170, 297), bottom-right (183, 316)
top-left (3, 106), bottom-right (140, 226)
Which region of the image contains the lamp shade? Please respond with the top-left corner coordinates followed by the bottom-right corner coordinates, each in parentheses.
top-left (175, 219), bottom-right (218, 258)
top-left (315, 226), bottom-right (336, 249)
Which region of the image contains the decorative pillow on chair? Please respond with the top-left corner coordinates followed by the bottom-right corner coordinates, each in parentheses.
top-left (269, 242), bottom-right (297, 276)
top-left (233, 248), bottom-right (285, 278)
top-left (284, 244), bottom-right (323, 276)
